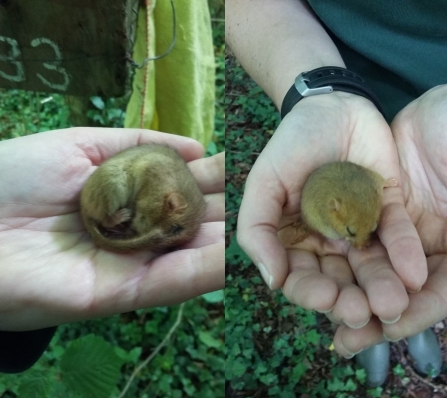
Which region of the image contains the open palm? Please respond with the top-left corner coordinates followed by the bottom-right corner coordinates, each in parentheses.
top-left (333, 85), bottom-right (447, 355)
top-left (0, 128), bottom-right (224, 331)
top-left (238, 92), bottom-right (427, 330)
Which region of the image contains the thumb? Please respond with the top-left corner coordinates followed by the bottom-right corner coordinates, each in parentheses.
top-left (237, 169), bottom-right (288, 289)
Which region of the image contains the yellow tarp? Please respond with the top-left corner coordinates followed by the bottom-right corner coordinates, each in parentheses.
top-left (125, 0), bottom-right (215, 149)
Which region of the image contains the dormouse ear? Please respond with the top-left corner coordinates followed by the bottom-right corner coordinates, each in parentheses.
top-left (164, 192), bottom-right (188, 215)
top-left (328, 198), bottom-right (341, 212)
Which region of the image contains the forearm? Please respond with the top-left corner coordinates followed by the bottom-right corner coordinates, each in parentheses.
top-left (226, 0), bottom-right (345, 108)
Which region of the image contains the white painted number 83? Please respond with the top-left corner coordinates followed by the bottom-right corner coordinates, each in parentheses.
top-left (0, 35), bottom-right (71, 91)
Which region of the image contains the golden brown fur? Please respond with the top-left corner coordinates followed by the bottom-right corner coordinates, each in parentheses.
top-left (80, 144), bottom-right (206, 252)
top-left (295, 161), bottom-right (397, 249)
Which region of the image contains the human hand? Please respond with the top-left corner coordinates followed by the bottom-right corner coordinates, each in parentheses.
top-left (333, 85), bottom-right (447, 356)
top-left (0, 128), bottom-right (224, 331)
top-left (237, 92), bottom-right (427, 332)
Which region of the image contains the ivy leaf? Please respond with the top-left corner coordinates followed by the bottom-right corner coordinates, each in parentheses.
top-left (60, 335), bottom-right (123, 398)
top-left (225, 236), bottom-right (251, 265)
top-left (345, 378), bottom-right (358, 391)
top-left (114, 346), bottom-right (142, 364)
top-left (199, 331), bottom-right (223, 349)
top-left (92, 114), bottom-right (104, 124)
top-left (292, 362), bottom-right (308, 380)
top-left (392, 363), bottom-right (405, 377)
top-left (327, 377), bottom-right (345, 391)
top-left (206, 141), bottom-right (218, 155)
top-left (226, 357), bottom-right (247, 379)
top-left (90, 96), bottom-right (105, 110)
top-left (355, 368), bottom-right (366, 383)
top-left (259, 373), bottom-right (278, 385)
top-left (202, 290), bottom-right (224, 303)
top-left (107, 108), bottom-right (123, 120)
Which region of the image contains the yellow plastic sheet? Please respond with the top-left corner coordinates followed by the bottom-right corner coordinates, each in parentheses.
top-left (125, 0), bottom-right (215, 148)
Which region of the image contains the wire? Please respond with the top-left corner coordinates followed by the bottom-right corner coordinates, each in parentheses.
top-left (128, 0), bottom-right (176, 68)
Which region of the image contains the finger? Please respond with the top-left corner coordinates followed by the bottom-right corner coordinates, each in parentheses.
top-left (379, 186), bottom-right (428, 292)
top-left (282, 250), bottom-right (339, 311)
top-left (134, 242), bottom-right (225, 308)
top-left (333, 317), bottom-right (384, 357)
top-left (188, 152), bottom-right (225, 194)
top-left (237, 169), bottom-right (288, 289)
top-left (320, 256), bottom-right (372, 329)
top-left (349, 242), bottom-right (409, 323)
top-left (382, 255), bottom-right (447, 341)
top-left (0, 240), bottom-right (225, 330)
top-left (181, 222), bottom-right (224, 249)
top-left (61, 127), bottom-right (205, 163)
top-left (203, 193), bottom-right (224, 222)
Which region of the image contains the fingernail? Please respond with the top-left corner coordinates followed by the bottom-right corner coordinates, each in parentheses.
top-left (343, 353), bottom-right (355, 359)
top-left (379, 314), bottom-right (401, 324)
top-left (383, 333), bottom-right (401, 342)
top-left (257, 263), bottom-right (274, 290)
top-left (343, 347), bottom-right (364, 358)
top-left (345, 318), bottom-right (370, 329)
top-left (316, 306), bottom-right (334, 314)
top-left (408, 287), bottom-right (422, 294)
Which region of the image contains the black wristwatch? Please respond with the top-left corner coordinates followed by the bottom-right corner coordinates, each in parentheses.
top-left (280, 66), bottom-right (384, 119)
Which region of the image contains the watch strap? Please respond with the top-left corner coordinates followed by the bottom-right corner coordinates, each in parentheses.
top-left (280, 67), bottom-right (384, 119)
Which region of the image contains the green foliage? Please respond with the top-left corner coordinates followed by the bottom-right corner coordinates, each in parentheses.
top-left (225, 59), bottom-right (288, 395)
top-left (0, 300), bottom-right (224, 397)
top-left (355, 367), bottom-right (366, 384)
top-left (225, 58), bottom-right (276, 234)
top-left (225, 65), bottom-right (280, 131)
top-left (202, 290), bottom-right (224, 303)
top-left (366, 386), bottom-right (383, 397)
top-left (226, 266), bottom-right (331, 396)
top-left (87, 96), bottom-right (127, 128)
top-left (60, 335), bottom-right (123, 398)
top-left (206, 23), bottom-right (225, 156)
top-left (0, 335), bottom-right (121, 398)
top-left (17, 374), bottom-right (52, 398)
top-left (392, 363), bottom-right (405, 377)
top-left (0, 89), bottom-right (70, 140)
top-left (208, 0), bottom-right (224, 42)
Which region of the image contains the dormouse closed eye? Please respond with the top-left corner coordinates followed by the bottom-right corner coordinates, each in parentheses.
top-left (346, 227), bottom-right (356, 237)
top-left (169, 224), bottom-right (184, 235)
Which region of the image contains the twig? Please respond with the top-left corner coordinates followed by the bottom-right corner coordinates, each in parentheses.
top-left (228, 150), bottom-right (261, 156)
top-left (225, 211), bottom-right (237, 220)
top-left (405, 364), bottom-right (447, 393)
top-left (117, 303), bottom-right (185, 398)
top-left (396, 342), bottom-right (447, 394)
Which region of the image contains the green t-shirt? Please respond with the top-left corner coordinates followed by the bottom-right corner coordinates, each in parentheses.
top-left (307, 0), bottom-right (447, 122)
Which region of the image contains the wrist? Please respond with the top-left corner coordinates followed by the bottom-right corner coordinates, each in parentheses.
top-left (282, 91), bottom-right (381, 131)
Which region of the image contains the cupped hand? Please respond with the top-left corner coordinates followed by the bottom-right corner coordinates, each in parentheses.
top-left (237, 92), bottom-right (427, 331)
top-left (333, 85), bottom-right (447, 356)
top-left (0, 128), bottom-right (224, 331)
